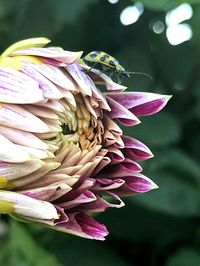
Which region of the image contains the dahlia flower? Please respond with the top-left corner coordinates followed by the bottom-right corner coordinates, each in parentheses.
top-left (0, 38), bottom-right (170, 240)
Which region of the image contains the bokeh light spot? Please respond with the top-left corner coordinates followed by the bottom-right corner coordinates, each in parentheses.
top-left (166, 23), bottom-right (192, 45)
top-left (152, 21), bottom-right (165, 34)
top-left (108, 0), bottom-right (119, 4)
top-left (166, 3), bottom-right (193, 26)
top-left (120, 3), bottom-right (144, 26)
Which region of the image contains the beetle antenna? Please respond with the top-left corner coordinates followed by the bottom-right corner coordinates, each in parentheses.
top-left (128, 71), bottom-right (153, 81)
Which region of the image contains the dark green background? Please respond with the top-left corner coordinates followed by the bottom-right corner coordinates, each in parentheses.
top-left (0, 0), bottom-right (200, 265)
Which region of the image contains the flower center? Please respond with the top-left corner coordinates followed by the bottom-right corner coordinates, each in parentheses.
top-left (60, 93), bottom-right (104, 151)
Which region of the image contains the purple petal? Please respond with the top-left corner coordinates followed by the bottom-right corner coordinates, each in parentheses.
top-left (112, 173), bottom-right (158, 195)
top-left (54, 178), bottom-right (95, 203)
top-left (54, 205), bottom-right (69, 224)
top-left (106, 96), bottom-right (140, 126)
top-left (93, 178), bottom-right (125, 191)
top-left (58, 190), bottom-right (96, 209)
top-left (98, 159), bottom-right (142, 179)
top-left (76, 194), bottom-right (124, 212)
top-left (122, 135), bottom-right (153, 161)
top-left (107, 146), bottom-right (125, 164)
top-left (107, 92), bottom-right (171, 116)
top-left (54, 212), bottom-right (108, 240)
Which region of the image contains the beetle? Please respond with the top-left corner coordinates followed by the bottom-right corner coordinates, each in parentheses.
top-left (79, 51), bottom-right (152, 83)
top-left (81, 51), bottom-right (129, 79)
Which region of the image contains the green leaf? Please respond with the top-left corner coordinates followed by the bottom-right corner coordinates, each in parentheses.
top-left (166, 248), bottom-right (200, 266)
top-left (100, 201), bottom-right (196, 244)
top-left (125, 112), bottom-right (181, 148)
top-left (149, 149), bottom-right (200, 185)
top-left (10, 0), bottom-right (98, 39)
top-left (129, 149), bottom-right (200, 216)
top-left (54, 236), bottom-right (130, 266)
top-left (8, 221), bottom-right (61, 266)
top-left (132, 169), bottom-right (200, 216)
top-left (50, 0), bottom-right (99, 25)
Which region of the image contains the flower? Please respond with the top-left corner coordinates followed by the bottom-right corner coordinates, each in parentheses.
top-left (0, 38), bottom-right (171, 240)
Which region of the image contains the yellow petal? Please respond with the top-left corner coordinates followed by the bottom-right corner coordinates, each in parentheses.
top-left (1, 37), bottom-right (51, 57)
top-left (0, 57), bottom-right (23, 70)
top-left (14, 55), bottom-right (43, 65)
top-left (0, 176), bottom-right (8, 188)
top-left (0, 199), bottom-right (14, 214)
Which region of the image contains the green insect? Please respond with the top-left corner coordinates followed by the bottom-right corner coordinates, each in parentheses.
top-left (79, 51), bottom-right (152, 83)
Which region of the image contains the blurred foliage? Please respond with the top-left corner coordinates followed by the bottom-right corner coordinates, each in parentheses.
top-left (0, 0), bottom-right (200, 265)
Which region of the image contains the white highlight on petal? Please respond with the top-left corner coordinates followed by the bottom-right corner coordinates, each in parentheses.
top-left (12, 48), bottom-right (83, 64)
top-left (0, 67), bottom-right (44, 104)
top-left (166, 23), bottom-right (192, 45)
top-left (120, 3), bottom-right (144, 26)
top-left (0, 126), bottom-right (48, 150)
top-left (0, 134), bottom-right (30, 163)
top-left (0, 159), bottom-right (44, 180)
top-left (0, 104), bottom-right (50, 133)
top-left (0, 190), bottom-right (59, 219)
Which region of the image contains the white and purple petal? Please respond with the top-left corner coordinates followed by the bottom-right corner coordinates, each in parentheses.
top-left (0, 66), bottom-right (44, 104)
top-left (107, 92), bottom-right (171, 117)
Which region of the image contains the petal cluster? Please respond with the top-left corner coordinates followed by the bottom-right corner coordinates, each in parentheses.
top-left (0, 38), bottom-right (171, 240)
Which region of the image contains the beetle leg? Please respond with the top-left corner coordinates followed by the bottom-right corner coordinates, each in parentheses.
top-left (117, 76), bottom-right (123, 84)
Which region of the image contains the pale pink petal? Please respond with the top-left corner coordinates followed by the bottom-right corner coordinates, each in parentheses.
top-left (29, 63), bottom-right (77, 92)
top-left (21, 182), bottom-right (72, 201)
top-left (0, 190), bottom-right (59, 219)
top-left (12, 47), bottom-right (83, 64)
top-left (0, 66), bottom-right (44, 103)
top-left (15, 145), bottom-right (54, 160)
top-left (22, 63), bottom-right (63, 99)
top-left (0, 134), bottom-right (30, 163)
top-left (0, 159), bottom-right (44, 180)
top-left (66, 63), bottom-right (94, 96)
top-left (0, 104), bottom-right (50, 133)
top-left (80, 65), bottom-right (126, 92)
top-left (0, 125), bottom-right (48, 150)
top-left (11, 162), bottom-right (60, 189)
